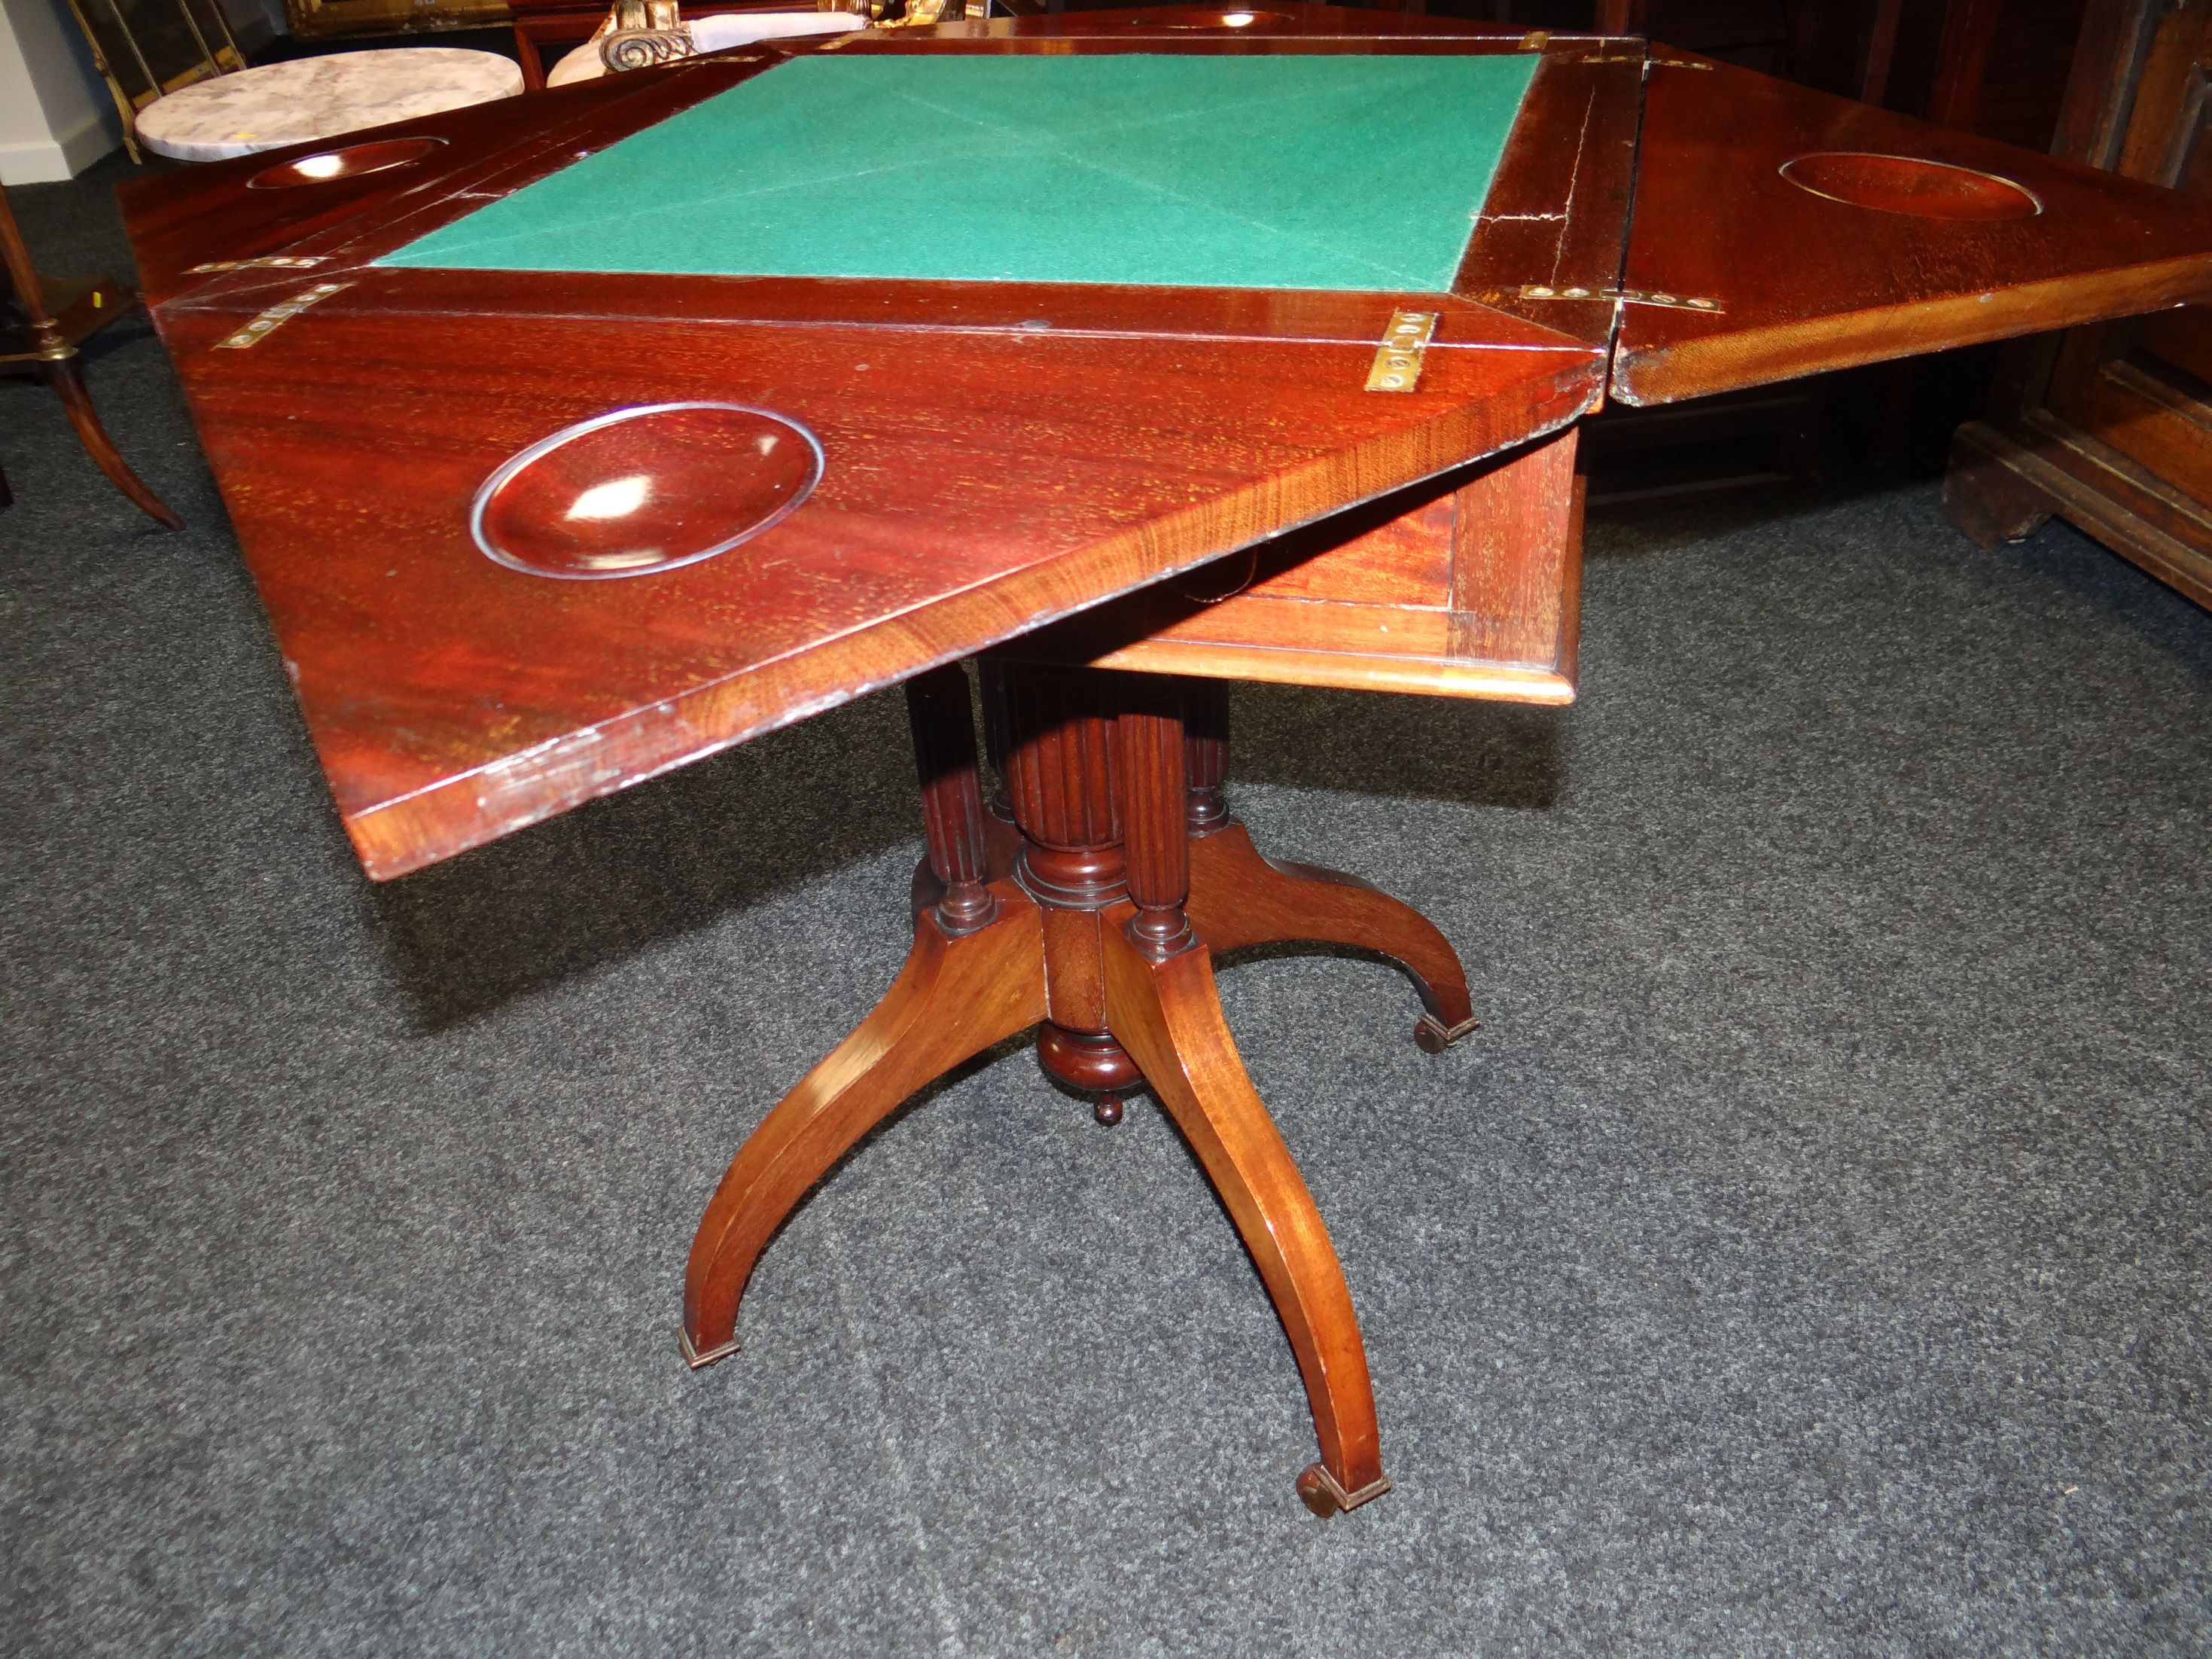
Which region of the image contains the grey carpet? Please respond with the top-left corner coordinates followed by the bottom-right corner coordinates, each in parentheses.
top-left (3, 154), bottom-right (2209, 1657)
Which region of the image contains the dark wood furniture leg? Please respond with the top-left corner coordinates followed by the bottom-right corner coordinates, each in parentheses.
top-left (1088, 669), bottom-right (1391, 1516)
top-left (1593, 0), bottom-right (1645, 35)
top-left (684, 660), bottom-right (1482, 1512)
top-left (683, 666), bottom-right (1049, 1367)
top-left (39, 355), bottom-right (185, 531)
top-left (514, 24), bottom-right (551, 91)
top-left (2, 181), bottom-right (183, 531)
top-left (1178, 679), bottom-right (1480, 1052)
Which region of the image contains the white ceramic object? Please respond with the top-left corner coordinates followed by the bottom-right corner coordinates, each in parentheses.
top-left (137, 48), bottom-right (524, 162)
top-left (545, 12), bottom-right (867, 88)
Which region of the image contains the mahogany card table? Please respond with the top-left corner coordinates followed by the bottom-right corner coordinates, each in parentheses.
top-left (118, 3), bottom-right (2212, 1514)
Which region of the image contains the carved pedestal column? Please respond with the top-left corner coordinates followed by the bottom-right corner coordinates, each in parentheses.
top-left (993, 664), bottom-right (1147, 1124)
top-left (689, 658), bottom-right (1469, 1512)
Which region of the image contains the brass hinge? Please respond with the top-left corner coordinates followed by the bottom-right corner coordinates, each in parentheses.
top-left (187, 255), bottom-right (328, 273)
top-left (1566, 52), bottom-right (1712, 69)
top-left (1366, 310), bottom-right (1437, 392)
top-left (1518, 29), bottom-right (1549, 50)
top-left (214, 282), bottom-right (351, 350)
top-left (1516, 283), bottom-right (1722, 313)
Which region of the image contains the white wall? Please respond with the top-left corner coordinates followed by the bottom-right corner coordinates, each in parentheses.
top-left (0, 0), bottom-right (285, 185)
top-left (0, 0), bottom-right (122, 183)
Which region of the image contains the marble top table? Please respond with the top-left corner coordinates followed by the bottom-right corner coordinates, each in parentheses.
top-left (137, 49), bottom-right (525, 163)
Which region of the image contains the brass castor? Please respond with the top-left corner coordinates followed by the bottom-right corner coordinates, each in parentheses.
top-left (678, 1327), bottom-right (740, 1369)
top-left (1296, 1461), bottom-right (1394, 1517)
top-left (1413, 1011), bottom-right (1480, 1054)
top-left (1296, 1464), bottom-right (1339, 1517)
top-left (1092, 1094), bottom-right (1124, 1127)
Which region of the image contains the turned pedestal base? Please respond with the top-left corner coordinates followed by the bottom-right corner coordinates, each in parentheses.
top-left (682, 663), bottom-right (1478, 1514)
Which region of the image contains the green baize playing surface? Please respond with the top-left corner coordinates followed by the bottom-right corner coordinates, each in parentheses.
top-left (379, 52), bottom-right (1539, 292)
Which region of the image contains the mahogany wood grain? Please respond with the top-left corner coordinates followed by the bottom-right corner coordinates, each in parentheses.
top-left (995, 666), bottom-right (1143, 1105)
top-left (1185, 820), bottom-right (1478, 1048)
top-left (1235, 490), bottom-right (1455, 609)
top-left (1016, 429), bottom-right (1586, 700)
top-left (173, 267), bottom-right (1589, 356)
top-left (1452, 46), bottom-right (1644, 346)
top-left (114, 23), bottom-right (1653, 880)
top-left (117, 66), bottom-right (728, 309)
top-left (136, 55), bottom-right (1610, 362)
top-left (1098, 916), bottom-right (1389, 1511)
top-left (1613, 53), bottom-right (2212, 404)
top-left (999, 667), bottom-right (1123, 889)
top-left (111, 2), bottom-right (2212, 1513)
top-left (152, 291), bottom-right (1598, 880)
top-left (1449, 427), bottom-right (1581, 668)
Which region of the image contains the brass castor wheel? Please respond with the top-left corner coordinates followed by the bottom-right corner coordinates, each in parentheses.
top-left (678, 1327), bottom-right (740, 1369)
top-left (1296, 1464), bottom-right (1341, 1517)
top-left (1413, 1011), bottom-right (1480, 1054)
top-left (1296, 1461), bottom-right (1394, 1517)
top-left (1093, 1094), bottom-right (1124, 1127)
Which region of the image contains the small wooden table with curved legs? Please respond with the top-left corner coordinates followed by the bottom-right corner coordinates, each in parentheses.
top-left (117, 1), bottom-right (2212, 1517)
top-left (684, 665), bottom-right (1479, 1513)
top-left (1, 181), bottom-right (181, 529)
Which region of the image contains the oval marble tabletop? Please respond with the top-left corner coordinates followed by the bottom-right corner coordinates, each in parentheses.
top-left (137, 49), bottom-right (525, 163)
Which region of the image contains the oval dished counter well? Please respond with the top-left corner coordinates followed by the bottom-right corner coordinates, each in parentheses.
top-left (1779, 151), bottom-right (2042, 221)
top-left (469, 403), bottom-right (824, 581)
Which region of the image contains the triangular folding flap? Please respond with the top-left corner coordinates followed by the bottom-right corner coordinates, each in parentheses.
top-left (161, 290), bottom-right (1591, 880)
top-left (1610, 59), bottom-right (2212, 407)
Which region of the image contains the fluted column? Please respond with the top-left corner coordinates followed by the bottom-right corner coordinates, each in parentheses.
top-left (904, 665), bottom-right (996, 935)
top-left (1120, 682), bottom-right (1196, 960)
top-left (1183, 679), bottom-right (1231, 834)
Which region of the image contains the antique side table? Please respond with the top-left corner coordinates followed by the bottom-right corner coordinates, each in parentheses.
top-left (117, 2), bottom-right (2212, 1513)
top-left (2, 180), bottom-right (181, 528)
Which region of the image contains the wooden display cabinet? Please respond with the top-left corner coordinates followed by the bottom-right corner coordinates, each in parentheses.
top-left (1946, 0), bottom-right (2212, 610)
top-left (285, 0), bottom-right (510, 43)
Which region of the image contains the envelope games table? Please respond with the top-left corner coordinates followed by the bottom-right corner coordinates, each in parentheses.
top-left (119, 5), bottom-right (2212, 1514)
